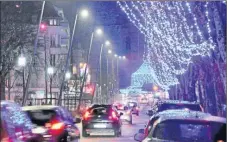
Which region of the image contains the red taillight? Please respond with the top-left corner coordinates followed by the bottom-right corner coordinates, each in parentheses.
top-left (83, 111), bottom-right (90, 120)
top-left (109, 111), bottom-right (118, 120)
top-left (51, 122), bottom-right (64, 130)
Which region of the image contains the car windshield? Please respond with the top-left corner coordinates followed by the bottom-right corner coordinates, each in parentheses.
top-left (151, 120), bottom-right (224, 142)
top-left (128, 102), bottom-right (137, 107)
top-left (158, 103), bottom-right (201, 112)
top-left (25, 109), bottom-right (57, 126)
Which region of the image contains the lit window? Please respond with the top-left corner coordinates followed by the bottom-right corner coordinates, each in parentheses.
top-left (49, 19), bottom-right (53, 25)
top-left (54, 19), bottom-right (57, 25)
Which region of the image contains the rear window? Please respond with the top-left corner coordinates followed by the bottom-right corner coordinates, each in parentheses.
top-left (151, 120), bottom-right (224, 142)
top-left (90, 107), bottom-right (110, 115)
top-left (158, 103), bottom-right (202, 112)
top-left (25, 110), bottom-right (57, 126)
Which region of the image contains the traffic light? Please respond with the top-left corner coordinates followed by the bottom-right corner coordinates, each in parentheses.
top-left (40, 23), bottom-right (47, 31)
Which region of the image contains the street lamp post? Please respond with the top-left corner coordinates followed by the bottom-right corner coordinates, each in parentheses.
top-left (58, 9), bottom-right (89, 105)
top-left (18, 56), bottom-right (26, 105)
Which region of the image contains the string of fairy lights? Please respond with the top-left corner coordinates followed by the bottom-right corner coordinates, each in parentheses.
top-left (117, 1), bottom-right (218, 90)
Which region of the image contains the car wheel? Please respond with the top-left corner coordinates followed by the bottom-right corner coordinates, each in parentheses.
top-left (82, 128), bottom-right (89, 137)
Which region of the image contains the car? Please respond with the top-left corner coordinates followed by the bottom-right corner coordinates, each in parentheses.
top-left (22, 105), bottom-right (81, 142)
top-left (115, 105), bottom-right (133, 124)
top-left (1, 101), bottom-right (43, 142)
top-left (147, 100), bottom-right (204, 116)
top-left (134, 109), bottom-right (226, 142)
top-left (127, 102), bottom-right (139, 116)
top-left (82, 104), bottom-right (122, 137)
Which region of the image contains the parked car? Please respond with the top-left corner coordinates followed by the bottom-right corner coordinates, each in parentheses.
top-left (127, 102), bottom-right (139, 116)
top-left (147, 100), bottom-right (204, 116)
top-left (134, 109), bottom-right (226, 142)
top-left (1, 101), bottom-right (43, 142)
top-left (115, 105), bottom-right (133, 124)
top-left (82, 104), bottom-right (122, 137)
top-left (22, 105), bottom-right (81, 142)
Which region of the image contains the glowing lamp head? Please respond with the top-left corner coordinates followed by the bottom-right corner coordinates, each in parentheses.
top-left (80, 9), bottom-right (89, 18)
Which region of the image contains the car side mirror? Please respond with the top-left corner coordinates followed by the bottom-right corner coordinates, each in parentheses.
top-left (74, 117), bottom-right (81, 124)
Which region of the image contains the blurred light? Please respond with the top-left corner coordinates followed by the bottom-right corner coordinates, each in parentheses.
top-left (105, 40), bottom-right (110, 46)
top-left (18, 56), bottom-right (26, 67)
top-left (108, 50), bottom-right (112, 54)
top-left (114, 54), bottom-right (118, 57)
top-left (122, 56), bottom-right (126, 59)
top-left (40, 23), bottom-right (47, 31)
top-left (65, 72), bottom-right (71, 79)
top-left (96, 28), bottom-right (103, 35)
top-left (47, 67), bottom-right (54, 75)
top-left (153, 85), bottom-right (159, 91)
top-left (80, 9), bottom-right (89, 18)
top-left (16, 4), bottom-right (20, 8)
top-left (119, 56), bottom-right (122, 59)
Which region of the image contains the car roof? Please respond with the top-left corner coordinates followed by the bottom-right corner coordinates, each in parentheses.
top-left (22, 105), bottom-right (59, 111)
top-left (159, 100), bottom-right (200, 105)
top-left (153, 109), bottom-right (226, 124)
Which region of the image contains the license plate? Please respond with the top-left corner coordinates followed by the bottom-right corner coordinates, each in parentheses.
top-left (94, 124), bottom-right (106, 128)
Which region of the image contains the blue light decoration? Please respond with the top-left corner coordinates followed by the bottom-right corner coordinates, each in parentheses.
top-left (117, 1), bottom-right (217, 90)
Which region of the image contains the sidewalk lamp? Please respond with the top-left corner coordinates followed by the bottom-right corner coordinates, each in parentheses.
top-left (96, 28), bottom-right (103, 35)
top-left (122, 56), bottom-right (126, 59)
top-left (114, 54), bottom-right (117, 57)
top-left (108, 49), bottom-right (112, 54)
top-left (119, 56), bottom-right (122, 59)
top-left (80, 9), bottom-right (89, 18)
top-left (47, 67), bottom-right (54, 75)
top-left (65, 72), bottom-right (71, 80)
top-left (105, 40), bottom-right (111, 46)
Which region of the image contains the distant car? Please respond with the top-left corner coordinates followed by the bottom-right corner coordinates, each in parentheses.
top-left (147, 100), bottom-right (204, 116)
top-left (82, 104), bottom-right (122, 137)
top-left (1, 101), bottom-right (43, 142)
top-left (140, 98), bottom-right (149, 104)
top-left (22, 105), bottom-right (81, 142)
top-left (115, 105), bottom-right (133, 124)
top-left (127, 102), bottom-right (139, 116)
top-left (134, 109), bottom-right (226, 142)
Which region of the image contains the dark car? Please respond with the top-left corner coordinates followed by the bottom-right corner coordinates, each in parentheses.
top-left (134, 109), bottom-right (226, 142)
top-left (147, 100), bottom-right (204, 116)
top-left (22, 105), bottom-right (81, 142)
top-left (1, 101), bottom-right (43, 142)
top-left (82, 104), bottom-right (122, 137)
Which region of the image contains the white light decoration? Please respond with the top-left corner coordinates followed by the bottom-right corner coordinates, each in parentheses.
top-left (80, 9), bottom-right (89, 18)
top-left (18, 56), bottom-right (26, 67)
top-left (117, 1), bottom-right (216, 90)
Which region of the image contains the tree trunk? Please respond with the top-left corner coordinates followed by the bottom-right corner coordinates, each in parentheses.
top-left (0, 75), bottom-right (6, 100)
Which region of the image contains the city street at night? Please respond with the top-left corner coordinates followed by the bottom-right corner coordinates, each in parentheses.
top-left (0, 1), bottom-right (226, 142)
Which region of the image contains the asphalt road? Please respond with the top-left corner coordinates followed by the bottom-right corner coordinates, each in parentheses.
top-left (77, 104), bottom-right (150, 142)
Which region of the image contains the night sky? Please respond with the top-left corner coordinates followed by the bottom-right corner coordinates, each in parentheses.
top-left (53, 1), bottom-right (144, 89)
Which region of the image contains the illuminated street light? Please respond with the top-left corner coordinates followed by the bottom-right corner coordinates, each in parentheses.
top-left (119, 56), bottom-right (122, 59)
top-left (80, 9), bottom-right (89, 18)
top-left (47, 67), bottom-right (54, 75)
top-left (108, 49), bottom-right (112, 54)
top-left (105, 40), bottom-right (111, 46)
top-left (96, 28), bottom-right (103, 35)
top-left (153, 85), bottom-right (159, 91)
top-left (114, 54), bottom-right (118, 57)
top-left (122, 56), bottom-right (126, 59)
top-left (65, 72), bottom-right (71, 79)
top-left (18, 56), bottom-right (26, 67)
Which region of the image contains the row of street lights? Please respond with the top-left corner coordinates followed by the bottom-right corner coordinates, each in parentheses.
top-left (18, 8), bottom-right (126, 105)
